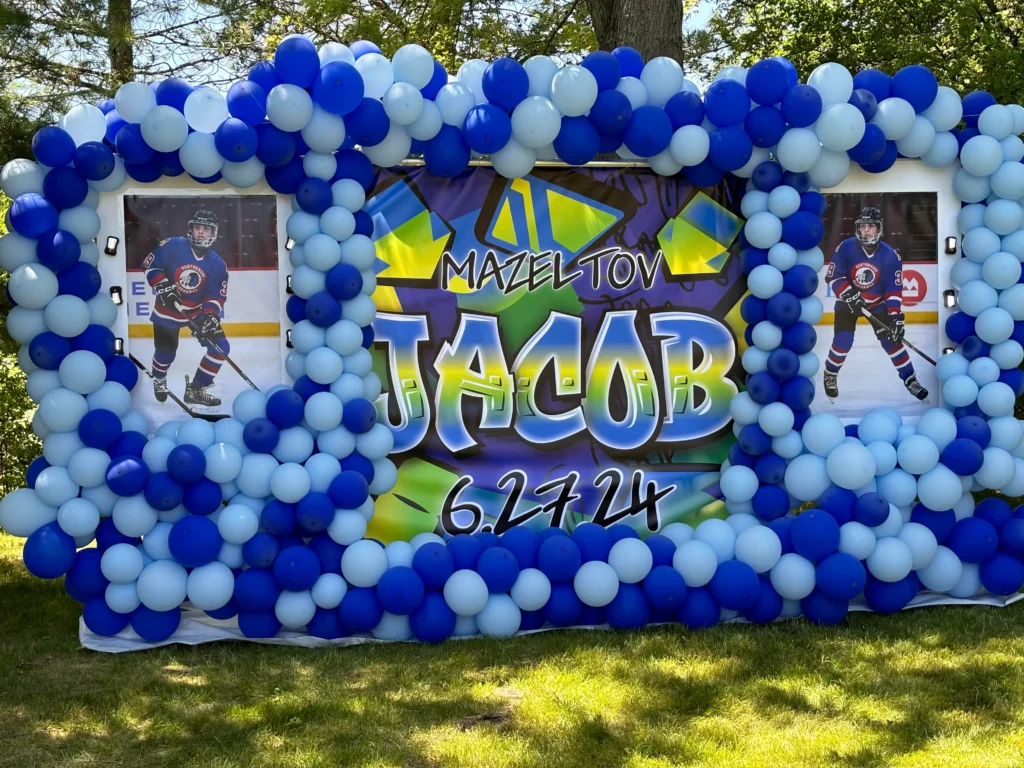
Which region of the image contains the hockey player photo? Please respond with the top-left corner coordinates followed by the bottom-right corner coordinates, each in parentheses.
top-left (124, 195), bottom-right (283, 425)
top-left (811, 193), bottom-right (940, 421)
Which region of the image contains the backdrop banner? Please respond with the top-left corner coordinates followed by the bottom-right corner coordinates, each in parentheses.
top-left (367, 165), bottom-right (747, 542)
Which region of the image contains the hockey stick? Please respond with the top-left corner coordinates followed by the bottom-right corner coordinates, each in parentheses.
top-left (859, 307), bottom-right (936, 366)
top-left (172, 301), bottom-right (261, 391)
top-left (127, 353), bottom-right (200, 418)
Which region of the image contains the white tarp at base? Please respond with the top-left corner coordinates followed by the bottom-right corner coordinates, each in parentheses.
top-left (80, 592), bottom-right (1024, 653)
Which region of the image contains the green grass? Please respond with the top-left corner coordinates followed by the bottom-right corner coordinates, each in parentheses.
top-left (3, 531), bottom-right (1024, 768)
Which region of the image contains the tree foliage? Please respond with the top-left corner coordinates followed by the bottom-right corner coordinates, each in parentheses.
top-left (706, 0), bottom-right (1024, 103)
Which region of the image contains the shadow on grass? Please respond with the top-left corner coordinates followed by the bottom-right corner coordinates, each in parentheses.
top-left (3, 543), bottom-right (1024, 767)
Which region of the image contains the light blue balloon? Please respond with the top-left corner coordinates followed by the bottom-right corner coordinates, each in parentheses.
top-left (921, 87), bottom-right (963, 131)
top-left (140, 105), bottom-right (189, 152)
top-left (178, 132), bottom-right (223, 179)
top-left (271, 425), bottom-right (315, 464)
top-left (776, 128), bottom-right (822, 173)
top-left (767, 186), bottom-right (801, 218)
top-left (784, 453), bottom-right (830, 501)
top-left (43, 295), bottom-right (90, 338)
top-left (740, 190), bottom-right (769, 218)
top-left (752, 321), bottom-right (782, 351)
top-left (988, 415), bottom-right (1024, 452)
top-left (232, 389), bottom-right (266, 423)
top-left (980, 251), bottom-right (1020, 290)
top-left (950, 258), bottom-right (983, 290)
top-left (1003, 230), bottom-right (1024, 261)
top-left (301, 105), bottom-right (346, 153)
top-left (978, 381), bottom-right (1016, 417)
top-left (316, 424), bottom-right (355, 459)
top-left (975, 306), bottom-right (1014, 343)
top-left (392, 44), bottom-right (434, 89)
top-left (9, 264), bottom-right (58, 310)
top-left (962, 227), bottom-right (1001, 263)
top-left (1001, 135), bottom-right (1024, 162)
top-left (798, 352), bottom-right (819, 378)
top-left (747, 263), bottom-right (784, 298)
top-left (936, 351), bottom-right (969, 382)
top-left (876, 467), bottom-right (918, 507)
top-left (741, 347), bottom-right (769, 374)
top-left (984, 200), bottom-right (1022, 236)
top-left (269, 462), bottom-right (311, 504)
top-left (43, 430), bottom-right (83, 468)
top-left (355, 423), bottom-right (394, 460)
top-left (894, 115), bottom-right (935, 158)
top-left (35, 466), bottom-right (80, 507)
top-left (39, 388), bottom-right (88, 433)
top-left (204, 442), bottom-right (243, 483)
top-left (957, 204), bottom-right (988, 235)
top-left (872, 98), bottom-right (915, 140)
top-left (57, 350), bottom-right (106, 395)
top-left (340, 294), bottom-right (376, 326)
top-left (303, 233), bottom-right (342, 271)
top-left (341, 540), bottom-right (390, 588)
top-left (339, 234), bottom-right (375, 270)
top-left (290, 320), bottom-right (326, 354)
top-left (858, 409), bottom-right (900, 444)
top-left (916, 408), bottom-right (958, 451)
top-left (961, 135), bottom-right (1004, 177)
top-left (978, 104), bottom-right (1015, 140)
top-left (896, 434), bottom-right (940, 475)
top-left (304, 391), bottom-right (343, 431)
top-left (320, 206), bottom-right (355, 241)
top-left (0, 231), bottom-right (38, 273)
top-left (221, 157), bottom-right (266, 188)
top-left (942, 374), bottom-right (979, 407)
top-left (369, 458), bottom-right (396, 495)
top-left (284, 351), bottom-right (306, 381)
top-left (800, 296), bottom-right (824, 324)
top-left (176, 418), bottom-right (216, 450)
top-left (285, 211), bottom-right (321, 244)
top-left (290, 264), bottom-right (327, 298)
top-left (990, 340), bottom-right (1024, 370)
top-left (302, 151), bottom-right (337, 181)
top-left (826, 442), bottom-right (876, 489)
top-left (266, 84), bottom-right (314, 132)
top-left (802, 413), bottom-right (846, 456)
top-left (991, 161), bottom-right (1024, 200)
top-left (26, 369), bottom-right (60, 405)
top-left (867, 440), bottom-right (897, 475)
top-left (325, 319), bottom-right (363, 356)
top-left (772, 430), bottom-right (803, 459)
top-left (816, 103), bottom-right (865, 151)
top-left (957, 279), bottom-right (998, 315)
top-left (975, 447), bottom-right (1015, 489)
top-left (235, 453), bottom-right (278, 499)
top-left (305, 346), bottom-right (344, 385)
top-left (475, 594), bottom-right (521, 638)
top-left (953, 168), bottom-right (991, 203)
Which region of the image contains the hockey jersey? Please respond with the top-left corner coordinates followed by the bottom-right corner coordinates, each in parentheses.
top-left (826, 237), bottom-right (903, 314)
top-left (143, 237), bottom-right (228, 327)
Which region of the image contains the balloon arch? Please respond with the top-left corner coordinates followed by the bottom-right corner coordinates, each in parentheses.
top-left (2, 36), bottom-right (1024, 645)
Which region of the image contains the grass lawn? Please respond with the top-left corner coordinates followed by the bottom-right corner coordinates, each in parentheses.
top-left (3, 532), bottom-right (1024, 768)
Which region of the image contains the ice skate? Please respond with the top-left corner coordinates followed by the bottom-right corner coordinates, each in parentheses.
top-left (823, 371), bottom-right (839, 403)
top-left (904, 374), bottom-right (928, 401)
top-left (153, 375), bottom-right (169, 403)
top-left (184, 375), bottom-right (222, 407)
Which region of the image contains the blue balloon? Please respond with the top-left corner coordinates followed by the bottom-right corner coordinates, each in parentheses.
top-left (940, 437), bottom-right (984, 475)
top-left (746, 59), bottom-right (789, 105)
top-left (110, 431), bottom-right (147, 460)
top-left (304, 291), bottom-right (341, 328)
top-left (800, 191), bottom-right (827, 217)
top-left (852, 68), bottom-right (891, 102)
top-left (815, 552), bottom-right (866, 601)
top-left (412, 542), bottom-right (454, 588)
top-left (781, 213), bottom-right (823, 251)
top-left (334, 148), bottom-right (376, 191)
top-left (818, 485), bottom-right (856, 525)
top-left (339, 586), bottom-right (384, 632)
top-left (974, 497), bottom-right (1012, 528)
top-left (302, 606), bottom-right (343, 639)
top-left (295, 177), bottom-right (333, 215)
top-left (312, 61), bottom-right (364, 116)
top-left (740, 246), bottom-right (769, 274)
top-left (23, 523), bottom-right (76, 579)
top-left (214, 118), bottom-right (258, 162)
top-left (447, 533), bottom-right (483, 570)
top-left (623, 106), bottom-right (672, 157)
top-left (1000, 519), bottom-right (1024, 559)
top-left (29, 331), bottom-right (71, 369)
top-left (266, 389), bottom-right (305, 429)
top-left (166, 444), bottom-right (206, 485)
top-left (106, 355), bottom-right (139, 390)
top-left (274, 544), bottom-right (321, 591)
top-left (106, 456), bottom-right (150, 496)
top-left (782, 322), bottom-right (816, 354)
top-left (261, 500), bottom-right (297, 537)
top-left (476, 546), bottom-right (520, 593)
top-left (642, 564), bottom-right (687, 612)
top-left (980, 553), bottom-right (1024, 595)
top-left (779, 376), bottom-right (814, 411)
top-left (167, 514), bottom-right (222, 567)
top-left (729, 444), bottom-right (756, 468)
top-left (274, 35), bottom-right (320, 88)
top-left (683, 158), bottom-right (724, 188)
top-left (340, 453), bottom-right (374, 484)
top-left (376, 566), bottom-right (426, 614)
top-left (425, 125), bottom-right (470, 178)
top-left (482, 58), bottom-right (529, 112)
top-left (295, 492), bottom-right (333, 534)
top-left (95, 517), bottom-right (139, 549)
top-left (553, 116), bottom-right (600, 165)
top-left (747, 370), bottom-right (780, 404)
top-left (956, 415), bottom-right (991, 447)
top-left (910, 503), bottom-right (955, 543)
top-left (766, 292), bottom-right (801, 328)
top-left (71, 325), bottom-right (115, 361)
top-left (42, 166), bottom-right (88, 210)
top-left (26, 456), bottom-right (49, 488)
top-left (328, 469), bottom-right (369, 509)
top-left (104, 110), bottom-right (127, 144)
top-left (709, 560), bottom-right (760, 611)
top-left (342, 398), bottom-right (377, 434)
top-left (64, 549), bottom-right (106, 602)
top-left (421, 60), bottom-right (448, 100)
top-left (346, 98), bottom-right (390, 147)
top-left (754, 452), bottom-right (787, 484)
top-left (606, 583), bottom-right (650, 629)
top-left (235, 568), bottom-right (281, 611)
top-left (848, 88), bottom-right (878, 121)
top-left (243, 417), bottom-right (280, 453)
top-left (115, 123), bottom-right (154, 164)
top-left (783, 171), bottom-right (811, 193)
top-left (33, 125), bottom-right (77, 167)
top-left (611, 46), bottom-right (644, 78)
top-left (790, 509), bottom-right (840, 563)
top-left (945, 312), bottom-right (975, 343)
top-left (409, 592), bottom-right (456, 643)
top-left (182, 477), bottom-right (221, 516)
top-left (58, 261), bottom-right (101, 300)
top-left (708, 125), bottom-right (753, 171)
top-left (144, 472), bottom-right (184, 511)
top-left (536, 536), bottom-right (581, 583)
top-left (248, 61), bottom-right (280, 94)
top-left (664, 91), bottom-right (704, 130)
top-left (892, 65), bottom-right (938, 113)
top-left (83, 597), bottom-right (130, 635)
top-left (864, 576), bottom-right (912, 613)
top-left (154, 77), bottom-right (192, 112)
top-left (861, 140), bottom-right (898, 173)
top-left (781, 85), bottom-right (822, 127)
top-left (751, 161), bottom-right (784, 191)
top-left (463, 104), bottom-right (512, 154)
top-left (961, 90), bottom-right (996, 127)
top-left (543, 583), bottom-right (582, 626)
top-left (224, 80), bottom-right (267, 127)
top-left (677, 587), bottom-right (719, 629)
top-left (155, 151), bottom-right (185, 177)
top-left (704, 79), bottom-right (750, 127)
top-left (960, 335), bottom-right (990, 361)
top-left (745, 105), bottom-right (788, 148)
top-left (743, 575), bottom-right (784, 623)
top-left (74, 141), bottom-right (116, 180)
top-left (767, 348), bottom-right (799, 380)
top-left (350, 40), bottom-right (382, 59)
top-left (581, 50), bottom-right (622, 91)
top-left (738, 423), bottom-right (772, 455)
top-left (286, 295), bottom-right (308, 324)
top-left (772, 56), bottom-right (799, 88)
top-left (326, 263), bottom-right (363, 301)
top-left (570, 524), bottom-right (612, 564)
top-left (302, 533), bottom-right (341, 575)
top-left (947, 517), bottom-right (998, 563)
top-left (801, 588), bottom-right (849, 625)
top-left (237, 610), bottom-right (281, 638)
top-left (255, 123), bottom-right (295, 167)
top-left (265, 156), bottom-right (306, 194)
top-left (128, 606), bottom-right (181, 642)
top-left (741, 294), bottom-right (768, 323)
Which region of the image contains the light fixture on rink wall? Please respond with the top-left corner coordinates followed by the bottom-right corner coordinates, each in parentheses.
top-left (104, 235), bottom-right (120, 255)
top-left (945, 236), bottom-right (958, 254)
top-left (109, 286), bottom-right (123, 305)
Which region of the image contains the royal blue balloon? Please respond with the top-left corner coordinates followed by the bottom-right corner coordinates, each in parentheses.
top-left (114, 123), bottom-right (154, 165)
top-left (611, 46), bottom-right (643, 78)
top-left (677, 587), bottom-right (719, 629)
top-left (447, 533), bottom-right (483, 570)
top-left (28, 331), bottom-right (71, 370)
top-left (781, 84), bottom-right (822, 127)
top-left (26, 456), bottom-right (49, 489)
top-left (311, 61), bottom-right (364, 116)
top-left (235, 568), bottom-right (280, 611)
top-left (861, 140), bottom-right (898, 173)
top-left (327, 470), bottom-right (369, 509)
top-left (553, 116), bottom-right (600, 165)
top-left (266, 389), bottom-right (305, 429)
top-left (295, 177), bottom-right (333, 215)
top-left (708, 125), bottom-right (753, 171)
top-left (642, 565), bottom-right (687, 612)
top-left (421, 60), bottom-right (448, 100)
top-left (325, 263), bottom-right (363, 301)
top-left (110, 431), bottom-right (147, 459)
top-left (744, 105), bottom-right (786, 149)
top-left (536, 536), bottom-right (581, 583)
top-left (248, 61), bottom-right (280, 94)
top-left (409, 591), bottom-right (456, 643)
top-left (751, 161), bottom-right (784, 191)
top-left (741, 294), bottom-right (768, 324)
top-left (769, 516), bottom-right (795, 554)
top-left (962, 90), bottom-right (996, 127)
top-left (361, 324), bottom-right (374, 349)
top-left (799, 191), bottom-right (827, 218)
top-left (608, 524), bottom-right (639, 543)
top-left (791, 509), bottom-right (840, 563)
top-left (704, 79), bottom-right (750, 127)
top-left (58, 261), bottom-right (101, 300)
top-left (910, 503), bottom-right (956, 544)
top-left (408, 542), bottom-right (452, 589)
top-left (339, 586), bottom-right (383, 632)
top-left (481, 58), bottom-right (529, 112)
top-left (375, 566), bottom-right (425, 614)
top-left (956, 415), bottom-right (991, 447)
top-left (104, 110), bottom-right (127, 145)
top-left (293, 492), bottom-right (331, 535)
top-left (65, 549), bottom-right (107, 602)
top-left (73, 141), bottom-right (116, 181)
top-left (848, 88), bottom-right (878, 121)
top-left (333, 148), bottom-right (376, 191)
top-left (683, 157), bottom-right (725, 188)
top-left (83, 597), bottom-right (130, 635)
top-left (124, 157), bottom-right (162, 183)
top-left (850, 492), bottom-right (888, 527)
top-left (144, 472), bottom-right (184, 511)
top-left (463, 104), bottom-right (512, 154)
top-left (166, 514), bottom-right (221, 568)
top-left (340, 453), bottom-right (374, 484)
top-left (23, 523), bottom-right (76, 579)
top-left (273, 35), bottom-right (320, 88)
top-left (944, 312), bottom-right (975, 344)
top-left (42, 166), bottom-right (88, 210)
top-left (106, 456), bottom-right (150, 496)
top-left (738, 423), bottom-right (772, 456)
top-left (782, 322), bottom-right (816, 355)
top-left (243, 418), bottom-right (280, 453)
top-left (606, 583), bottom-right (650, 629)
top-left (766, 292), bottom-right (801, 328)
top-left (746, 370), bottom-right (780, 404)
top-left (709, 560), bottom-right (760, 611)
top-left (754, 452), bottom-right (787, 485)
top-left (746, 59), bottom-right (789, 105)
top-left (182, 477), bottom-right (221, 516)
top-left (580, 50), bottom-right (621, 92)
top-left (940, 438), bottom-right (984, 475)
top-left (156, 77), bottom-right (193, 111)
top-left (236, 610), bottom-right (280, 638)
top-left (802, 588), bottom-right (849, 625)
top-left (425, 125), bottom-right (470, 178)
top-left (645, 535), bottom-right (675, 568)
top-left (95, 517), bottom-right (139, 549)
top-left (974, 497), bottom-right (1012, 528)
top-left (960, 335), bottom-right (990, 361)
top-left (155, 151), bottom-right (184, 177)
top-left (273, 544), bottom-right (321, 591)
top-left (740, 246), bottom-right (769, 274)
top-left (304, 291), bottom-right (341, 328)
top-left (285, 295), bottom-right (308, 324)
top-left (664, 91), bottom-right (704, 130)
top-left (623, 106), bottom-right (672, 157)
top-left (342, 398), bottom-right (377, 434)
top-left (852, 68), bottom-right (891, 102)
top-left (979, 553), bottom-right (1024, 595)
top-left (543, 583), bottom-right (582, 626)
top-left (33, 125), bottom-right (77, 167)
top-left (264, 156), bottom-right (305, 194)
top-left (815, 552), bottom-right (866, 601)
top-left (1000, 519), bottom-right (1024, 559)
top-left (947, 517), bottom-right (999, 563)
top-left (350, 40), bottom-right (382, 58)
top-left (571, 523), bottom-right (612, 563)
top-left (781, 213), bottom-right (823, 251)
top-left (292, 375), bottom-right (327, 402)
top-left (255, 123), bottom-right (295, 167)
top-left (743, 575), bottom-right (783, 623)
top-left (767, 348), bottom-right (800, 380)
top-left (783, 171), bottom-right (811, 193)
top-left (473, 546), bottom-right (518, 593)
top-left (224, 80), bottom-right (267, 127)
top-left (864, 576), bottom-right (911, 613)
top-left (214, 118), bottom-right (258, 162)
top-left (772, 56), bottom-right (799, 88)
top-left (128, 606), bottom-right (181, 641)
top-left (260, 501), bottom-right (296, 539)
top-left (891, 65), bottom-right (938, 113)
top-left (165, 444), bottom-right (206, 485)
top-left (818, 485), bottom-right (856, 525)
top-left (346, 98), bottom-right (390, 147)
top-left (729, 445), bottom-right (756, 469)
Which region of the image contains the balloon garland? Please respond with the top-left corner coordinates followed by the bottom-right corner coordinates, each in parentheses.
top-left (2, 35), bottom-right (1024, 644)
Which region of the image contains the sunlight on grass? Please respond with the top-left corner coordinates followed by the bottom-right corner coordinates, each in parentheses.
top-left (4, 529), bottom-right (1024, 767)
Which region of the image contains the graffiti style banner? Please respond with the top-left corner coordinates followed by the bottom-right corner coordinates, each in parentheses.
top-left (367, 165), bottom-right (748, 542)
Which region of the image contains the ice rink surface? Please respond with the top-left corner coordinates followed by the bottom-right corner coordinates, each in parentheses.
top-left (129, 336), bottom-right (283, 426)
top-left (810, 322), bottom-right (940, 424)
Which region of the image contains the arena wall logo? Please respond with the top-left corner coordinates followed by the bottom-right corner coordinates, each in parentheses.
top-left (0, 37), bottom-right (1023, 648)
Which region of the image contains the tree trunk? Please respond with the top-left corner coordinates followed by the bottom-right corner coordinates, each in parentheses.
top-left (587, 0), bottom-right (683, 61)
top-left (107, 0), bottom-right (134, 86)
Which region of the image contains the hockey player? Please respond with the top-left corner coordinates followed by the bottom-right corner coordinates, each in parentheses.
top-left (143, 209), bottom-right (230, 408)
top-left (823, 206), bottom-right (928, 402)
